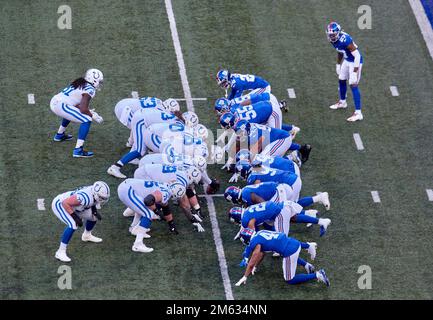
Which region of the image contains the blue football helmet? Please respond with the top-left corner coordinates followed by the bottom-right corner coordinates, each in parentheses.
top-left (240, 227), bottom-right (255, 245)
top-left (235, 149), bottom-right (252, 163)
top-left (233, 119), bottom-right (251, 137)
top-left (224, 186), bottom-right (241, 204)
top-left (228, 207), bottom-right (243, 224)
top-left (326, 21), bottom-right (342, 43)
top-left (235, 159), bottom-right (252, 179)
top-left (214, 98), bottom-right (230, 115)
top-left (219, 112), bottom-right (236, 129)
top-left (216, 69), bottom-right (231, 89)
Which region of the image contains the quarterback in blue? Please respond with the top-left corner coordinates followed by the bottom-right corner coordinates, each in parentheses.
top-left (327, 22), bottom-right (364, 122)
top-left (216, 69), bottom-right (271, 101)
top-left (235, 230), bottom-right (330, 287)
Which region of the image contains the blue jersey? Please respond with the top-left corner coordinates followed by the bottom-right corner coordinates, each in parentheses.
top-left (228, 74), bottom-right (270, 100)
top-left (255, 155), bottom-right (297, 174)
top-left (241, 202), bottom-right (283, 229)
top-left (243, 230), bottom-right (300, 258)
top-left (332, 32), bottom-right (363, 63)
top-left (247, 167), bottom-right (298, 186)
top-left (241, 182), bottom-right (278, 206)
top-left (246, 124), bottom-right (289, 149)
top-left (231, 101), bottom-right (272, 125)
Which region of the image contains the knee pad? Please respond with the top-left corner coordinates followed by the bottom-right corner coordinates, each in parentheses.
top-left (186, 188), bottom-right (196, 199)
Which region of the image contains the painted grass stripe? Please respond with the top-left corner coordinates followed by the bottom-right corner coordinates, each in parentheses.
top-left (353, 133), bottom-right (365, 151)
top-left (371, 191), bottom-right (381, 203)
top-left (287, 88), bottom-right (296, 99)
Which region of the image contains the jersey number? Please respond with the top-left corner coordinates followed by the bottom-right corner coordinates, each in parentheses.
top-left (236, 106), bottom-right (257, 121)
top-left (62, 86), bottom-right (74, 96)
top-left (259, 230), bottom-right (279, 240)
top-left (162, 165), bottom-right (176, 173)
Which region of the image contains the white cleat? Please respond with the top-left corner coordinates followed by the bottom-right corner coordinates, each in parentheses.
top-left (317, 192), bottom-right (330, 211)
top-left (347, 112), bottom-right (363, 122)
top-left (319, 218), bottom-right (331, 237)
top-left (304, 209), bottom-right (318, 228)
top-left (123, 208), bottom-right (135, 217)
top-left (132, 242), bottom-right (154, 253)
top-left (107, 165), bottom-right (127, 179)
top-left (307, 242), bottom-right (317, 260)
top-left (329, 100), bottom-right (347, 109)
top-left (55, 249), bottom-right (71, 262)
top-left (81, 232), bottom-right (103, 243)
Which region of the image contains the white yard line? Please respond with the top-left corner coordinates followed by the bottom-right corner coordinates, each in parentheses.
top-left (409, 0), bottom-right (433, 60)
top-left (37, 198), bottom-right (46, 210)
top-left (131, 91), bottom-right (139, 99)
top-left (370, 191), bottom-right (381, 203)
top-left (353, 133), bottom-right (365, 151)
top-left (287, 88), bottom-right (296, 99)
top-left (426, 189), bottom-right (433, 201)
top-left (28, 94), bottom-right (35, 104)
top-left (164, 0), bottom-right (194, 112)
top-left (164, 0), bottom-right (233, 300)
top-left (390, 86), bottom-right (400, 96)
top-left (198, 194), bottom-right (225, 198)
top-left (175, 98), bottom-right (207, 101)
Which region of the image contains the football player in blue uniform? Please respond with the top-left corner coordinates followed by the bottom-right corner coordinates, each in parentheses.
top-left (327, 22), bottom-right (364, 122)
top-left (235, 230), bottom-right (330, 287)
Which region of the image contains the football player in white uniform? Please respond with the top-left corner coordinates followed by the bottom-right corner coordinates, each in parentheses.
top-left (50, 69), bottom-right (104, 158)
top-left (51, 181), bottom-right (110, 262)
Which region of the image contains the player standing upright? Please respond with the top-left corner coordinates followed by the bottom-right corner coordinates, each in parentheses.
top-left (327, 22), bottom-right (364, 122)
top-left (50, 69), bottom-right (104, 157)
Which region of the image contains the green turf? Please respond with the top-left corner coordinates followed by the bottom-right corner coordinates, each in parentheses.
top-left (1, 0), bottom-right (433, 300)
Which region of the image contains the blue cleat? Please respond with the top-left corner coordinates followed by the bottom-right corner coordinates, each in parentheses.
top-left (317, 269), bottom-right (330, 287)
top-left (54, 133), bottom-right (73, 142)
top-left (73, 147), bottom-right (94, 158)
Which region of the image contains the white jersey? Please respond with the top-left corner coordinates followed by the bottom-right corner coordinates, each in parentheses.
top-left (134, 164), bottom-right (189, 187)
top-left (57, 186), bottom-right (96, 213)
top-left (124, 179), bottom-right (172, 205)
top-left (54, 83), bottom-right (96, 106)
top-left (135, 108), bottom-right (178, 128)
top-left (138, 153), bottom-right (193, 167)
top-left (148, 122), bottom-right (186, 138)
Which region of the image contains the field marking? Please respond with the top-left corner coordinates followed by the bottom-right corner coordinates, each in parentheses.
top-left (287, 88), bottom-right (296, 99)
top-left (28, 94), bottom-right (35, 104)
top-left (37, 198), bottom-right (46, 210)
top-left (390, 86), bottom-right (400, 96)
top-left (409, 0), bottom-right (433, 60)
top-left (353, 133), bottom-right (365, 151)
top-left (165, 0), bottom-right (233, 300)
top-left (175, 98), bottom-right (207, 101)
top-left (131, 91), bottom-right (139, 99)
top-left (198, 194), bottom-right (225, 198)
top-left (205, 195), bottom-right (234, 300)
top-left (164, 0), bottom-right (194, 112)
top-left (427, 189), bottom-right (433, 201)
top-left (370, 191), bottom-right (381, 203)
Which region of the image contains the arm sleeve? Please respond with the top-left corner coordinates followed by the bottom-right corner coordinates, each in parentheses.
top-left (352, 49), bottom-right (361, 68)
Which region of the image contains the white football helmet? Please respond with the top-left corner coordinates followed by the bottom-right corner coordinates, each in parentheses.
top-left (163, 98), bottom-right (180, 113)
top-left (194, 124), bottom-right (209, 141)
top-left (193, 155), bottom-right (207, 171)
top-left (210, 145), bottom-right (224, 163)
top-left (194, 143), bottom-right (209, 159)
top-left (168, 181), bottom-right (186, 199)
top-left (92, 181), bottom-right (110, 204)
top-left (182, 111), bottom-right (199, 128)
top-left (185, 166), bottom-right (202, 185)
top-left (85, 68), bottom-right (104, 90)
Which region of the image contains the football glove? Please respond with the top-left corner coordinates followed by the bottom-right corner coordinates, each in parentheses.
top-left (91, 205), bottom-right (102, 221)
top-left (235, 276), bottom-right (248, 286)
top-left (71, 212), bottom-right (83, 227)
top-left (192, 222), bottom-right (205, 232)
top-left (90, 109), bottom-right (104, 124)
top-left (349, 71), bottom-right (358, 85)
top-left (239, 257), bottom-right (248, 268)
top-left (229, 172), bottom-right (239, 183)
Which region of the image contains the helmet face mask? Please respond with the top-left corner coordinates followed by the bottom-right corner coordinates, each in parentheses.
top-left (169, 182), bottom-right (186, 199)
top-left (186, 166), bottom-right (202, 184)
top-left (216, 69), bottom-right (230, 89)
top-left (193, 155), bottom-right (207, 171)
top-left (240, 228), bottom-right (255, 245)
top-left (233, 120), bottom-right (251, 137)
top-left (163, 98), bottom-right (180, 113)
top-left (182, 111), bottom-right (199, 128)
top-left (92, 181), bottom-right (110, 205)
top-left (228, 207), bottom-right (243, 224)
top-left (219, 112), bottom-right (236, 129)
top-left (235, 160), bottom-right (252, 179)
top-left (326, 22), bottom-right (342, 43)
top-left (214, 98), bottom-right (230, 115)
top-left (224, 186), bottom-right (241, 204)
top-left (194, 124), bottom-right (209, 141)
top-left (85, 68), bottom-right (104, 90)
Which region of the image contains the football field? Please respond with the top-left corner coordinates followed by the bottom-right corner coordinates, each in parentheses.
top-left (1, 0), bottom-right (433, 300)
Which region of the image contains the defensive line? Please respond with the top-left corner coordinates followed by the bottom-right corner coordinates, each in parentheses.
top-left (164, 0), bottom-right (234, 300)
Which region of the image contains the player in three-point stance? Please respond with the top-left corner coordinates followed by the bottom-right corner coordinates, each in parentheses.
top-left (50, 69), bottom-right (104, 157)
top-left (51, 181), bottom-right (110, 262)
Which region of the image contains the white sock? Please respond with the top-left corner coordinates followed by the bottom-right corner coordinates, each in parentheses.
top-left (59, 242), bottom-right (67, 251)
top-left (83, 229), bottom-right (91, 236)
top-left (134, 233), bottom-right (144, 245)
top-left (340, 99), bottom-right (346, 103)
top-left (355, 110), bottom-right (362, 114)
top-left (193, 204), bottom-right (200, 210)
top-left (75, 139), bottom-right (85, 149)
top-left (57, 126), bottom-right (67, 134)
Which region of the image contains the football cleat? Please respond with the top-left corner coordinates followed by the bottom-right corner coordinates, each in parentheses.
top-left (123, 208), bottom-right (135, 217)
top-left (316, 269), bottom-right (330, 287)
top-left (132, 242), bottom-right (154, 253)
top-left (329, 100), bottom-right (347, 109)
top-left (305, 262), bottom-right (315, 274)
top-left (280, 100), bottom-right (288, 112)
top-left (73, 147), bottom-right (94, 158)
top-left (307, 242), bottom-right (317, 260)
top-left (299, 144), bottom-right (312, 164)
top-left (317, 192), bottom-right (330, 210)
top-left (81, 232), bottom-right (103, 243)
top-left (107, 165), bottom-right (127, 179)
top-left (319, 218), bottom-right (331, 237)
top-left (54, 133), bottom-right (73, 142)
top-left (347, 112), bottom-right (363, 122)
top-left (55, 249), bottom-right (71, 262)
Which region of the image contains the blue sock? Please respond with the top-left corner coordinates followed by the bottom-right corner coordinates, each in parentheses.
top-left (294, 214), bottom-right (318, 224)
top-left (287, 273), bottom-right (317, 284)
top-left (140, 216), bottom-right (152, 229)
top-left (351, 86), bottom-right (361, 110)
top-left (300, 242), bottom-right (309, 249)
top-left (282, 124), bottom-right (293, 132)
top-left (78, 122), bottom-right (91, 141)
top-left (289, 142), bottom-right (300, 151)
top-left (297, 257), bottom-right (307, 267)
top-left (85, 220), bottom-right (97, 231)
top-left (298, 196), bottom-right (313, 207)
top-left (339, 80), bottom-right (347, 100)
top-left (61, 119), bottom-right (70, 128)
top-left (119, 150), bottom-right (141, 166)
top-left (61, 227), bottom-right (75, 245)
